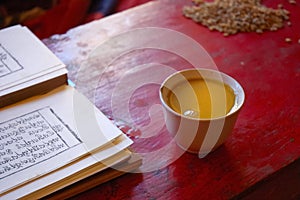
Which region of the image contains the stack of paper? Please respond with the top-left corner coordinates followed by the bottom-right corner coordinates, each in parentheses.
top-left (0, 25), bottom-right (141, 199)
top-left (0, 25), bottom-right (67, 107)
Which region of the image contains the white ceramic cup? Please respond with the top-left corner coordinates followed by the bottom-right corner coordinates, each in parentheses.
top-left (159, 68), bottom-right (245, 157)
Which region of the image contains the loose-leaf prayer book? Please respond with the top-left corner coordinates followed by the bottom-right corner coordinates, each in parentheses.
top-left (0, 25), bottom-right (141, 200)
top-left (0, 25), bottom-right (67, 108)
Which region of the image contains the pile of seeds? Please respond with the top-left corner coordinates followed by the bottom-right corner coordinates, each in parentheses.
top-left (183, 0), bottom-right (290, 36)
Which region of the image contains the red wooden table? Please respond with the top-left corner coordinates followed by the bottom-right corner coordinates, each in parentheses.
top-left (43, 0), bottom-right (300, 199)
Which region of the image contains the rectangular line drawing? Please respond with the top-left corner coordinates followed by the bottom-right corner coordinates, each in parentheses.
top-left (0, 44), bottom-right (24, 78)
top-left (0, 107), bottom-right (81, 179)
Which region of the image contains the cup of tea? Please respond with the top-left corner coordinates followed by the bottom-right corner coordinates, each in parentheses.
top-left (159, 68), bottom-right (245, 157)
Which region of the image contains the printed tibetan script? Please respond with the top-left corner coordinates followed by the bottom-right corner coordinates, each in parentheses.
top-left (0, 107), bottom-right (81, 179)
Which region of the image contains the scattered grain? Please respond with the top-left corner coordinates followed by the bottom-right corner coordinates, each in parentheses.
top-left (192, 0), bottom-right (204, 5)
top-left (288, 0), bottom-right (296, 5)
top-left (285, 38), bottom-right (292, 43)
top-left (183, 0), bottom-right (290, 36)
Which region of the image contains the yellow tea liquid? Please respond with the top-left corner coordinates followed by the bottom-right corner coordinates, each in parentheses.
top-left (167, 78), bottom-right (235, 119)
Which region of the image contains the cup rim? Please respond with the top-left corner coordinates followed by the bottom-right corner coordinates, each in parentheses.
top-left (159, 68), bottom-right (245, 121)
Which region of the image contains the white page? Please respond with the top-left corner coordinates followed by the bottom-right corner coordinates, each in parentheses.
top-left (0, 85), bottom-right (122, 193)
top-left (0, 64), bottom-right (66, 92)
top-left (0, 67), bottom-right (67, 96)
top-left (1, 135), bottom-right (132, 200)
top-left (0, 25), bottom-right (64, 89)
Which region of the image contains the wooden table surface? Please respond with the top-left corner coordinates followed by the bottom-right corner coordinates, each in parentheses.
top-left (43, 0), bottom-right (300, 199)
